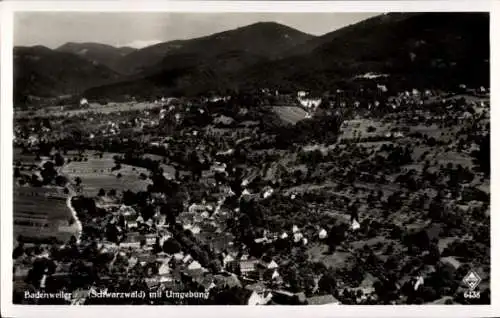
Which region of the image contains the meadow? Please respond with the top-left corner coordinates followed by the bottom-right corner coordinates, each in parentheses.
top-left (62, 151), bottom-right (153, 196)
top-left (272, 106), bottom-right (308, 124)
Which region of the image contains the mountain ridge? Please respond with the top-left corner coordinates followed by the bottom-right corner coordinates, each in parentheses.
top-left (14, 13), bottom-right (490, 105)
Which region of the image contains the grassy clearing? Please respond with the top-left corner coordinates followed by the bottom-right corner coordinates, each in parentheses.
top-left (272, 106), bottom-right (308, 124)
top-left (307, 243), bottom-right (352, 270)
top-left (62, 151), bottom-right (152, 196)
top-left (340, 119), bottom-right (391, 140)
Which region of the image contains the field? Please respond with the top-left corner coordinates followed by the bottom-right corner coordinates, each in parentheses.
top-left (272, 106), bottom-right (308, 124)
top-left (15, 101), bottom-right (161, 119)
top-left (340, 118), bottom-right (392, 140)
top-left (62, 151), bottom-right (153, 196)
top-left (14, 185), bottom-right (77, 243)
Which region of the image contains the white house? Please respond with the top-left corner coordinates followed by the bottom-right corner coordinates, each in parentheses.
top-left (351, 219), bottom-right (361, 231)
top-left (80, 98), bottom-right (89, 106)
top-left (158, 263), bottom-right (171, 276)
top-left (187, 260), bottom-right (202, 270)
top-left (191, 226), bottom-right (201, 235)
top-left (293, 232), bottom-right (304, 243)
top-left (271, 269), bottom-right (280, 280)
top-left (173, 252), bottom-right (184, 261)
top-left (298, 97), bottom-right (322, 109)
top-left (247, 291), bottom-right (266, 305)
top-left (414, 276), bottom-right (424, 291)
top-left (318, 228), bottom-right (328, 240)
top-left (223, 254), bottom-right (235, 268)
top-left (377, 84), bottom-right (388, 93)
top-left (128, 256), bottom-right (138, 269)
top-left (267, 260), bottom-right (279, 270)
top-left (263, 187), bottom-right (274, 199)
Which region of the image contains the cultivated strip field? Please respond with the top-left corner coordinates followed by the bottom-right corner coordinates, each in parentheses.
top-left (14, 185), bottom-right (76, 243)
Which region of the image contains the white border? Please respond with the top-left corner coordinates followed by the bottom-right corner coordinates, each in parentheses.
top-left (1, 1), bottom-right (499, 318)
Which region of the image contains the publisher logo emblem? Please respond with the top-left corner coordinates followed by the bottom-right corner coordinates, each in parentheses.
top-left (463, 270), bottom-right (481, 290)
top-left (463, 270), bottom-right (481, 299)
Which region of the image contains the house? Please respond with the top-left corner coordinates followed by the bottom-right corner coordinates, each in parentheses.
top-left (293, 232), bottom-right (304, 243)
top-left (351, 219), bottom-right (360, 231)
top-left (262, 187), bottom-right (274, 199)
top-left (377, 84), bottom-right (388, 92)
top-left (254, 237), bottom-right (269, 244)
top-left (266, 260), bottom-right (279, 270)
top-left (306, 294), bottom-right (341, 305)
top-left (213, 115), bottom-right (235, 126)
top-left (158, 263), bottom-right (171, 276)
top-left (71, 289), bottom-right (89, 305)
top-left (191, 225), bottom-right (201, 235)
top-left (414, 275), bottom-right (424, 290)
top-left (119, 241), bottom-right (141, 249)
top-left (145, 234), bottom-right (157, 246)
top-left (187, 260), bottom-right (202, 270)
top-left (173, 252), bottom-right (184, 261)
top-left (182, 254), bottom-right (193, 264)
top-left (223, 254), bottom-right (235, 268)
top-left (246, 290), bottom-right (273, 305)
top-left (128, 256), bottom-right (138, 269)
top-left (239, 258), bottom-right (259, 275)
top-left (297, 91), bottom-right (308, 98)
top-left (318, 228), bottom-right (328, 240)
top-left (298, 97), bottom-right (322, 109)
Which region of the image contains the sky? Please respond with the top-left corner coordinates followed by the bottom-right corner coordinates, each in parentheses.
top-left (14, 12), bottom-right (379, 49)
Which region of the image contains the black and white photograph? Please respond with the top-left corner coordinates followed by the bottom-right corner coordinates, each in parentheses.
top-left (1, 1), bottom-right (497, 315)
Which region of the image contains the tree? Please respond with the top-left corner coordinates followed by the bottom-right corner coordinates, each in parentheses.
top-left (54, 153), bottom-right (65, 166)
top-left (41, 161), bottom-right (58, 184)
top-left (55, 175), bottom-right (68, 187)
top-left (318, 270), bottom-right (337, 294)
top-left (98, 188), bottom-right (106, 197)
top-left (75, 177), bottom-right (82, 186)
top-left (327, 223), bottom-right (348, 253)
top-left (13, 242), bottom-right (25, 259)
top-left (472, 133), bottom-right (490, 177)
top-left (424, 243), bottom-right (441, 265)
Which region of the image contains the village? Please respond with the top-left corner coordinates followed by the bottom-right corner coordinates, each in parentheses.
top-left (12, 82), bottom-right (491, 305)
